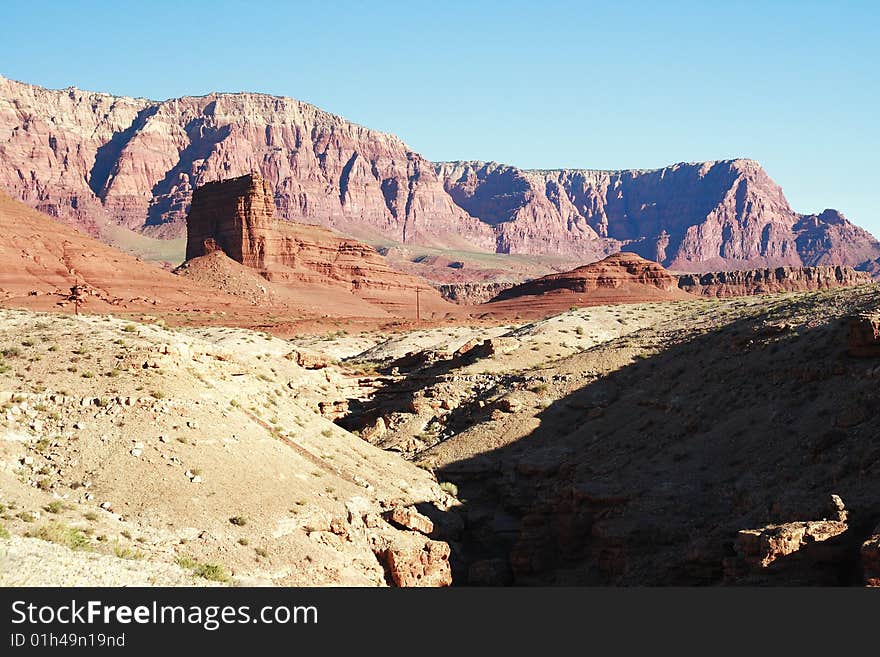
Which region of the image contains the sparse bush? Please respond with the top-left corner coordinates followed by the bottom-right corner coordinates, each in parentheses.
top-left (17, 511), bottom-right (36, 523)
top-left (122, 325), bottom-right (137, 333)
top-left (150, 390), bottom-right (166, 400)
top-left (439, 481), bottom-right (459, 497)
top-left (193, 563), bottom-right (229, 582)
top-left (1, 347), bottom-right (21, 358)
top-left (176, 556), bottom-right (229, 582)
top-left (114, 544), bottom-right (145, 560)
top-left (29, 522), bottom-right (91, 551)
top-left (45, 501), bottom-right (64, 514)
top-left (229, 516), bottom-right (247, 527)
top-left (237, 538), bottom-right (249, 546)
top-left (254, 547), bottom-right (269, 558)
top-left (81, 371), bottom-right (95, 379)
top-left (84, 512), bottom-right (98, 522)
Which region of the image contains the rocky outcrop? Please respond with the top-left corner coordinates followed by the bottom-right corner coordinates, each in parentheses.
top-left (183, 173), bottom-right (452, 317)
top-left (734, 496), bottom-right (849, 568)
top-left (436, 281), bottom-right (516, 304)
top-left (485, 253), bottom-right (689, 314)
top-left (2, 75), bottom-right (878, 275)
top-left (677, 265), bottom-right (872, 297)
top-left (862, 526), bottom-right (880, 587)
top-left (378, 539), bottom-right (452, 587)
top-left (847, 313), bottom-right (880, 357)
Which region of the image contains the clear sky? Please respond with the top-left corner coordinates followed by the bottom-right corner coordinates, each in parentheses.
top-left (2, 0), bottom-right (877, 232)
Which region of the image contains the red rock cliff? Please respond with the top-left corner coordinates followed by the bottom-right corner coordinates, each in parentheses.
top-left (2, 75), bottom-right (878, 275)
top-left (677, 265), bottom-right (872, 297)
top-left (184, 173), bottom-right (452, 316)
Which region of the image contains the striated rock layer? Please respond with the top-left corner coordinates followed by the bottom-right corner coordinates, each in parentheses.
top-left (0, 75), bottom-right (493, 251)
top-left (2, 75), bottom-right (879, 274)
top-left (0, 189), bottom-right (234, 312)
top-left (436, 281), bottom-right (516, 305)
top-left (677, 265), bottom-right (872, 297)
top-left (437, 160), bottom-right (880, 272)
top-left (484, 252), bottom-right (691, 314)
top-left (184, 173), bottom-right (452, 317)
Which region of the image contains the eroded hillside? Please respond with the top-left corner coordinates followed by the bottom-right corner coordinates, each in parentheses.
top-left (0, 311), bottom-right (455, 586)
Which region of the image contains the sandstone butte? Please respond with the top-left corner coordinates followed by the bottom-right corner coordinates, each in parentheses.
top-left (178, 172), bottom-right (453, 319)
top-left (483, 252), bottom-right (693, 314)
top-left (2, 74), bottom-right (879, 277)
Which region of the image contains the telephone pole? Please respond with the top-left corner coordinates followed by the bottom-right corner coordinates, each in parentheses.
top-left (415, 289), bottom-right (421, 323)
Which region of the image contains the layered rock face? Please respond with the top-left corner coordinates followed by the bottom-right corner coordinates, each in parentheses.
top-left (677, 265), bottom-right (872, 297)
top-left (490, 252), bottom-right (686, 305)
top-left (436, 281), bottom-right (516, 304)
top-left (0, 75), bottom-right (493, 251)
top-left (437, 160), bottom-right (880, 271)
top-left (0, 189), bottom-right (233, 311)
top-left (475, 253), bottom-right (690, 316)
top-left (184, 173), bottom-right (452, 316)
top-left (2, 75), bottom-right (878, 274)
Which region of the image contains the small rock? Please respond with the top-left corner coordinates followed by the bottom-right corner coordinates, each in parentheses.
top-left (130, 448), bottom-right (142, 457)
top-left (386, 506), bottom-right (435, 535)
top-left (190, 475), bottom-right (203, 484)
top-left (100, 501), bottom-right (112, 510)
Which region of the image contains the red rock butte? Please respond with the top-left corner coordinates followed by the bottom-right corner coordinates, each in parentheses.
top-left (182, 173), bottom-right (453, 318)
top-left (484, 252), bottom-right (692, 314)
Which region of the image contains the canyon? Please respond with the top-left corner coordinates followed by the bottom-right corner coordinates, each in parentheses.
top-left (2, 74), bottom-right (880, 591)
top-left (2, 74), bottom-right (878, 279)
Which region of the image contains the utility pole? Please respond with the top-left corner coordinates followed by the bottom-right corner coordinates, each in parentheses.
top-left (72, 277), bottom-right (82, 316)
top-left (415, 289), bottom-right (420, 323)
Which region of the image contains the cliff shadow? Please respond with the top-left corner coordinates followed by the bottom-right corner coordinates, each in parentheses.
top-left (435, 291), bottom-right (880, 585)
top-left (89, 105), bottom-right (160, 198)
top-left (144, 119), bottom-right (233, 228)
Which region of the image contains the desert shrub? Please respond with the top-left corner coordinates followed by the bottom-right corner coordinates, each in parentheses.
top-left (114, 544), bottom-right (145, 560)
top-left (29, 522), bottom-right (91, 550)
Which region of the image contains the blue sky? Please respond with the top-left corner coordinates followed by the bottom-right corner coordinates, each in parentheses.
top-left (2, 0), bottom-right (877, 233)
